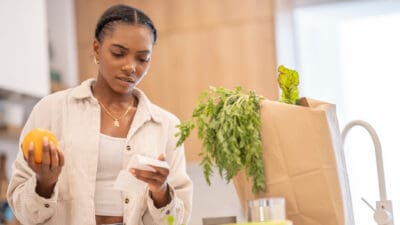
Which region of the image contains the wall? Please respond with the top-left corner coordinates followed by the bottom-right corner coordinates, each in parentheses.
top-left (74, 0), bottom-right (279, 162)
top-left (186, 164), bottom-right (246, 224)
top-left (0, 0), bottom-right (50, 97)
top-left (46, 0), bottom-right (79, 88)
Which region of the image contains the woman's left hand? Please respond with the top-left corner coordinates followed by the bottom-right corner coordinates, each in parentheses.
top-left (129, 154), bottom-right (171, 208)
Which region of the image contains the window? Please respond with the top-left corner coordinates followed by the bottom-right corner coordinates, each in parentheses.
top-left (276, 1), bottom-right (400, 224)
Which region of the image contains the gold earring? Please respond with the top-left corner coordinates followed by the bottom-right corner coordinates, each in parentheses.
top-left (94, 58), bottom-right (99, 64)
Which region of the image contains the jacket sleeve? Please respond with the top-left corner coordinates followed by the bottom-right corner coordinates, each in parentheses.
top-left (143, 116), bottom-right (193, 225)
top-left (7, 97), bottom-right (61, 224)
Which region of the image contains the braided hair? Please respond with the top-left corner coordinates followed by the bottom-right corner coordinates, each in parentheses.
top-left (95, 4), bottom-right (157, 44)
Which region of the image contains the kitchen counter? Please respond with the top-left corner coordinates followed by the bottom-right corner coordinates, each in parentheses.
top-left (225, 221), bottom-right (293, 225)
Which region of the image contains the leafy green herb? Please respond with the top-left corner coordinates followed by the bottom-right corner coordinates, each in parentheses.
top-left (278, 65), bottom-right (299, 105)
top-left (176, 86), bottom-right (266, 194)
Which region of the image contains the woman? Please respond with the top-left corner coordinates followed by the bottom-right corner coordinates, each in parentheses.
top-left (7, 4), bottom-right (193, 225)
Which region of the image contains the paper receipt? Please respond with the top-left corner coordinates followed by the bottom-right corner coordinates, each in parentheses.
top-left (113, 155), bottom-right (170, 193)
top-left (128, 154), bottom-right (170, 172)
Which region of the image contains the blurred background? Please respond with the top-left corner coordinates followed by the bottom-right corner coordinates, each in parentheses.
top-left (0, 0), bottom-right (400, 224)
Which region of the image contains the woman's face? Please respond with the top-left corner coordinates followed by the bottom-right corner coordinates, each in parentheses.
top-left (93, 23), bottom-right (153, 94)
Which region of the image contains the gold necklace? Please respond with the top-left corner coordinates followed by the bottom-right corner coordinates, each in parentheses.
top-left (98, 99), bottom-right (134, 127)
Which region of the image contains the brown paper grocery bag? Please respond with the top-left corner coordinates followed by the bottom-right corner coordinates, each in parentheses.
top-left (233, 98), bottom-right (353, 225)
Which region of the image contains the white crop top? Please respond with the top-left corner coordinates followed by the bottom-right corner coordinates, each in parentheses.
top-left (94, 134), bottom-right (125, 216)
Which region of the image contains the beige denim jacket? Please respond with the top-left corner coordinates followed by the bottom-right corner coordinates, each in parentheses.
top-left (7, 79), bottom-right (193, 225)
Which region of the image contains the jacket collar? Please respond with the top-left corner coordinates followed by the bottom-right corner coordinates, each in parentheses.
top-left (70, 78), bottom-right (162, 124)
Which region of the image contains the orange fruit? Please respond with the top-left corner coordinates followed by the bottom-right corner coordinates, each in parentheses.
top-left (22, 128), bottom-right (58, 163)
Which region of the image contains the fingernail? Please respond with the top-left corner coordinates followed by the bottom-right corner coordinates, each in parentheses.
top-left (29, 141), bottom-right (34, 150)
top-left (130, 169), bottom-right (136, 175)
top-left (49, 141), bottom-right (54, 149)
top-left (43, 136), bottom-right (48, 146)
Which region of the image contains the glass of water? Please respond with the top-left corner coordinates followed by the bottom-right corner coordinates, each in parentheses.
top-left (247, 197), bottom-right (286, 222)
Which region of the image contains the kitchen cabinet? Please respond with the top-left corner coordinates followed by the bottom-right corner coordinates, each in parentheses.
top-left (0, 89), bottom-right (39, 143)
top-left (0, 0), bottom-right (50, 98)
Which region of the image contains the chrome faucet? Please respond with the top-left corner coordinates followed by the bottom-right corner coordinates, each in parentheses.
top-left (341, 120), bottom-right (394, 225)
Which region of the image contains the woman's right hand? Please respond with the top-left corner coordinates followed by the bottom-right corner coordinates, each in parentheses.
top-left (23, 136), bottom-right (65, 198)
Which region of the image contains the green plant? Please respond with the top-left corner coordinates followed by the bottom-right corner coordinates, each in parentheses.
top-left (176, 86), bottom-right (266, 194)
top-left (278, 65), bottom-right (299, 104)
top-left (176, 65), bottom-right (300, 195)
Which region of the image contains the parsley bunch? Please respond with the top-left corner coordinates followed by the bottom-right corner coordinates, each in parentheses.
top-left (176, 86), bottom-right (266, 194)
